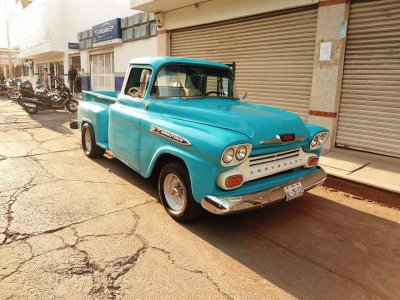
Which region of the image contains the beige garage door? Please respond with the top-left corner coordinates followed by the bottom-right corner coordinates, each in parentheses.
top-left (170, 6), bottom-right (318, 120)
top-left (336, 0), bottom-right (400, 158)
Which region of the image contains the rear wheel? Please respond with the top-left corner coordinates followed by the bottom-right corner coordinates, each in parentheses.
top-left (158, 162), bottom-right (202, 222)
top-left (81, 123), bottom-right (105, 158)
top-left (66, 100), bottom-right (79, 112)
top-left (24, 105), bottom-right (38, 115)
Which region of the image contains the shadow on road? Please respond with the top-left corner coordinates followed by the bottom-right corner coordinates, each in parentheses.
top-left (27, 109), bottom-right (76, 135)
top-left (185, 193), bottom-right (400, 299)
top-left (68, 124), bottom-right (399, 299)
top-left (90, 155), bottom-right (159, 199)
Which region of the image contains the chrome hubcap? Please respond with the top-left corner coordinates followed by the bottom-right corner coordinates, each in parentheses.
top-left (84, 130), bottom-right (92, 153)
top-left (163, 174), bottom-right (186, 212)
top-left (69, 101), bottom-right (78, 109)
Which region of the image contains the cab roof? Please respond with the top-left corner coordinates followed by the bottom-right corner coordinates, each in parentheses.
top-left (128, 56), bottom-right (231, 71)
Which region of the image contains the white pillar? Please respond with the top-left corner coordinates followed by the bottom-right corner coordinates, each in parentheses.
top-left (156, 30), bottom-right (170, 56)
top-left (308, 0), bottom-right (350, 150)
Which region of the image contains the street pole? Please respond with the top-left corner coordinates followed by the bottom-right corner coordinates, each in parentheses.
top-left (5, 0), bottom-right (14, 78)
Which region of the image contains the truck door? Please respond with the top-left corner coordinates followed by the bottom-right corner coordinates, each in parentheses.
top-left (108, 67), bottom-right (152, 172)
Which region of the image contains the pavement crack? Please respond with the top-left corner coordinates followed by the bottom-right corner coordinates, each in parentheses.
top-left (52, 208), bottom-right (150, 300)
top-left (89, 246), bottom-right (148, 299)
top-left (0, 240), bottom-right (35, 281)
top-left (7, 148), bottom-right (82, 160)
top-left (2, 177), bottom-right (37, 245)
top-left (151, 246), bottom-right (233, 300)
top-left (0, 202), bottom-right (155, 247)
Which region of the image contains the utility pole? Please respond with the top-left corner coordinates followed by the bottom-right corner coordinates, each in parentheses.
top-left (5, 0), bottom-right (14, 78)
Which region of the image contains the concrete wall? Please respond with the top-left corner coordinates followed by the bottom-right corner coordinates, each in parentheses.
top-left (113, 37), bottom-right (157, 91)
top-left (160, 0), bottom-right (316, 31)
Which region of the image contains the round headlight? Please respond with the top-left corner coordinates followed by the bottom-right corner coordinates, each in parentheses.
top-left (310, 132), bottom-right (329, 150)
top-left (222, 147), bottom-right (234, 164)
top-left (310, 136), bottom-right (318, 148)
top-left (235, 145), bottom-right (247, 161)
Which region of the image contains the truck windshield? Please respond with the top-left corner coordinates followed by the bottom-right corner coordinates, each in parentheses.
top-left (150, 64), bottom-right (238, 99)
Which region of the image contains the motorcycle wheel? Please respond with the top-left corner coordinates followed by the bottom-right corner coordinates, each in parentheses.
top-left (66, 100), bottom-right (79, 112)
top-left (25, 105), bottom-right (38, 115)
top-left (17, 96), bottom-right (25, 107)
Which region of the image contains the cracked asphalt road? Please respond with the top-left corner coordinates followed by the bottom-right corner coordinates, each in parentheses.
top-left (0, 98), bottom-right (399, 300)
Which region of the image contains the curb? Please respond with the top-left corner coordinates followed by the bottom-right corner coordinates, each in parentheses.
top-left (323, 174), bottom-right (400, 210)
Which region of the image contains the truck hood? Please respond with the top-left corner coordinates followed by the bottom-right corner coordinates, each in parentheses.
top-left (150, 98), bottom-right (309, 147)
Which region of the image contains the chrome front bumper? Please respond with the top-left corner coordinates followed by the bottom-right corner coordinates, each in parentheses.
top-left (201, 167), bottom-right (327, 215)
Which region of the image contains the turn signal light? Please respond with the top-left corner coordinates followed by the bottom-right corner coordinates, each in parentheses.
top-left (308, 156), bottom-right (319, 167)
top-left (225, 175), bottom-right (243, 189)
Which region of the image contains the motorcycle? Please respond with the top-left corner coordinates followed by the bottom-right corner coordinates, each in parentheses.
top-left (20, 75), bottom-right (79, 115)
top-left (4, 78), bottom-right (22, 100)
top-left (0, 82), bottom-right (7, 97)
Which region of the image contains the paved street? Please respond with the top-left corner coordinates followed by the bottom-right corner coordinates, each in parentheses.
top-left (0, 97), bottom-right (399, 300)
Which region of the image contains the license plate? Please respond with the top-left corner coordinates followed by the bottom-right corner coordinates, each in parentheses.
top-left (284, 182), bottom-right (304, 201)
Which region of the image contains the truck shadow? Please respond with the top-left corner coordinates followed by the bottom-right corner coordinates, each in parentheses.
top-left (184, 193), bottom-right (400, 299)
top-left (90, 155), bottom-right (159, 199)
top-left (88, 155), bottom-right (399, 299)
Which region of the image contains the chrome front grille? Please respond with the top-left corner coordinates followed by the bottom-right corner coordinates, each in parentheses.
top-left (249, 148), bottom-right (301, 167)
top-left (217, 147), bottom-right (316, 189)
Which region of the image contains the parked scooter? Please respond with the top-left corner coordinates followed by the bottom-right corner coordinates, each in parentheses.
top-left (20, 75), bottom-right (79, 115)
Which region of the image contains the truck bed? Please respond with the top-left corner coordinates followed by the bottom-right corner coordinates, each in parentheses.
top-left (78, 91), bottom-right (119, 150)
top-left (83, 91), bottom-right (118, 104)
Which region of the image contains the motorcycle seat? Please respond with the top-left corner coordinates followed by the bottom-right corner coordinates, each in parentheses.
top-left (35, 93), bottom-right (53, 100)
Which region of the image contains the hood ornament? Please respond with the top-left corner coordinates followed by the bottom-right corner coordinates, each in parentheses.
top-left (260, 134), bottom-right (305, 145)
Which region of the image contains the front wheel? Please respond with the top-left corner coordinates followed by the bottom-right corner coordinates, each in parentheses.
top-left (24, 105), bottom-right (38, 115)
top-left (158, 162), bottom-right (202, 222)
top-left (66, 99), bottom-right (79, 112)
top-left (17, 96), bottom-right (24, 107)
top-left (81, 123), bottom-right (105, 158)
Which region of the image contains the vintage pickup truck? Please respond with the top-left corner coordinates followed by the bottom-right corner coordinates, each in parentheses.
top-left (77, 57), bottom-right (329, 222)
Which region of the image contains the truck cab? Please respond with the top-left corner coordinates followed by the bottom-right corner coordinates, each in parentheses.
top-left (78, 57), bottom-right (329, 222)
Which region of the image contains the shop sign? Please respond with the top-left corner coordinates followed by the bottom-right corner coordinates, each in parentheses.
top-left (68, 42), bottom-right (80, 50)
top-left (92, 18), bottom-right (122, 47)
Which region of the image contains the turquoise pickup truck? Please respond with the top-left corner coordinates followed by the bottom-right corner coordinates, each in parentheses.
top-left (77, 57), bottom-right (328, 222)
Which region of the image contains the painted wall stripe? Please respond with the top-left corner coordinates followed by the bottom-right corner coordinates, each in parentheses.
top-left (319, 0), bottom-right (350, 7)
top-left (309, 110), bottom-right (337, 118)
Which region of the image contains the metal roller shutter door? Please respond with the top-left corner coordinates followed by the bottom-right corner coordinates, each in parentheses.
top-left (170, 6), bottom-right (318, 120)
top-left (337, 0), bottom-right (400, 158)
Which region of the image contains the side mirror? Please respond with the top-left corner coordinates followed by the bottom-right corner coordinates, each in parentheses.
top-left (242, 92), bottom-right (247, 101)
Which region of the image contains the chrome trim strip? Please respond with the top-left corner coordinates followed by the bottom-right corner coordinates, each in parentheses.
top-left (150, 125), bottom-right (191, 146)
top-left (260, 135), bottom-right (306, 145)
top-left (202, 167), bottom-right (326, 215)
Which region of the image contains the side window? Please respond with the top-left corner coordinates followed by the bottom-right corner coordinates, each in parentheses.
top-left (124, 67), bottom-right (152, 98)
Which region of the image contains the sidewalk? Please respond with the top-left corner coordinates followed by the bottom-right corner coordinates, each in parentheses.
top-left (320, 148), bottom-right (400, 194)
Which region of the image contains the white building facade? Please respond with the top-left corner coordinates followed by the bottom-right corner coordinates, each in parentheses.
top-left (17, 0), bottom-right (157, 92)
top-left (77, 12), bottom-right (157, 92)
top-left (131, 0), bottom-right (400, 158)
